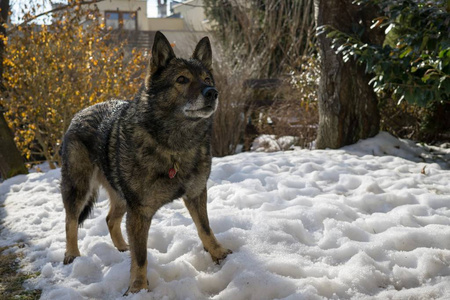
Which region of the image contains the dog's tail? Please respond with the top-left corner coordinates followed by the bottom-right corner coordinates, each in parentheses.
top-left (78, 189), bottom-right (98, 226)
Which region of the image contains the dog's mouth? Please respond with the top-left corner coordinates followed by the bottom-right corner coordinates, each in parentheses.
top-left (186, 105), bottom-right (214, 113)
top-left (184, 104), bottom-right (216, 119)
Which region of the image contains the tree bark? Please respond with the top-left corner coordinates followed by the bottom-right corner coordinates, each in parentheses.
top-left (0, 112), bottom-right (28, 178)
top-left (315, 0), bottom-right (381, 149)
top-left (0, 0), bottom-right (28, 179)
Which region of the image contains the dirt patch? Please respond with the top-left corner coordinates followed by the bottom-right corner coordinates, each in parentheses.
top-left (0, 245), bottom-right (41, 300)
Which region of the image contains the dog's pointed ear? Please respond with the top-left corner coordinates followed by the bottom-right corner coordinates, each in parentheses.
top-left (192, 36), bottom-right (212, 71)
top-left (146, 31), bottom-right (175, 88)
top-left (150, 31), bottom-right (176, 71)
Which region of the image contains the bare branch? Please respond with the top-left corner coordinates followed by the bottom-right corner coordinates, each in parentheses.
top-left (8, 0), bottom-right (105, 32)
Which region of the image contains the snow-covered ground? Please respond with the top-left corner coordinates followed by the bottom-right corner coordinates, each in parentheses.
top-left (1, 132), bottom-right (450, 300)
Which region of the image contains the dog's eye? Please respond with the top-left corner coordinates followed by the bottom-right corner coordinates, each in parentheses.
top-left (176, 76), bottom-right (189, 84)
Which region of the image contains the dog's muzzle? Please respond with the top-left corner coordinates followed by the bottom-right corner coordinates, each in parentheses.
top-left (202, 87), bottom-right (219, 103)
top-left (183, 86), bottom-right (219, 119)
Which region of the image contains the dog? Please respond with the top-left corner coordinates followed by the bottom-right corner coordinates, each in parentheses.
top-left (60, 31), bottom-right (231, 294)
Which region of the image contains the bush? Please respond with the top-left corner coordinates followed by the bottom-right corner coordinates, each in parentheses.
top-left (205, 0), bottom-right (319, 154)
top-left (211, 44), bottom-right (255, 157)
top-left (204, 0), bottom-right (316, 78)
top-left (321, 0), bottom-right (449, 106)
top-left (1, 4), bottom-right (147, 168)
top-left (253, 56), bottom-right (319, 149)
top-left (380, 98), bottom-right (450, 143)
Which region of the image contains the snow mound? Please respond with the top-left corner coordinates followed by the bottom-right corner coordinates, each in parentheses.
top-left (1, 132), bottom-right (450, 299)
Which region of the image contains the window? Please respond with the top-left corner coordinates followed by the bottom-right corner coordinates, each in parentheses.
top-left (122, 13), bottom-right (136, 30)
top-left (105, 12), bottom-right (119, 29)
top-left (105, 11), bottom-right (137, 30)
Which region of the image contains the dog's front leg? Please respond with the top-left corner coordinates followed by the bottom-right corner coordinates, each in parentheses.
top-left (183, 188), bottom-right (232, 264)
top-left (124, 207), bottom-right (153, 294)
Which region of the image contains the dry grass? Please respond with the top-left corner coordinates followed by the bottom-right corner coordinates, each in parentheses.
top-left (0, 244), bottom-right (41, 300)
top-left (211, 45), bottom-right (256, 157)
top-left (252, 56), bottom-right (320, 149)
top-left (254, 92), bottom-right (318, 149)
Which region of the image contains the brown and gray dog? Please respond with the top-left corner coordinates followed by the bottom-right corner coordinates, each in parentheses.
top-left (60, 31), bottom-right (231, 294)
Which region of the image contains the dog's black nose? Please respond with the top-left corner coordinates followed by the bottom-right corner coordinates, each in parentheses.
top-left (202, 87), bottom-right (218, 101)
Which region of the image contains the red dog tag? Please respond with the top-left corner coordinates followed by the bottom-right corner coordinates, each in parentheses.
top-left (169, 168), bottom-right (177, 179)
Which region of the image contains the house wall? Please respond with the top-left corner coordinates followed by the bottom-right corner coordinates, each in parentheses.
top-left (172, 0), bottom-right (210, 31)
top-left (96, 0), bottom-right (149, 30)
top-left (160, 30), bottom-right (209, 57)
top-left (147, 18), bottom-right (185, 31)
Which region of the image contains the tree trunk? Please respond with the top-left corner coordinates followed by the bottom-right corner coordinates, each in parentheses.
top-left (0, 0), bottom-right (28, 179)
top-left (315, 0), bottom-right (381, 149)
top-left (0, 112), bottom-right (28, 178)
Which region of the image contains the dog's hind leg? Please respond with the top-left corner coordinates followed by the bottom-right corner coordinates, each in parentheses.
top-left (104, 184), bottom-right (128, 252)
top-left (183, 188), bottom-right (232, 264)
top-left (61, 140), bottom-right (98, 264)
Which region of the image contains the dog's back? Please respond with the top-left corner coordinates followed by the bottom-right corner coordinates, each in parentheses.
top-left (62, 100), bottom-right (129, 158)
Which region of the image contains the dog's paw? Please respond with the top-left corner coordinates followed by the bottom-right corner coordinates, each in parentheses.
top-left (211, 248), bottom-right (232, 264)
top-left (63, 253), bottom-right (80, 265)
top-left (117, 245), bottom-right (129, 252)
top-left (123, 280), bottom-right (149, 296)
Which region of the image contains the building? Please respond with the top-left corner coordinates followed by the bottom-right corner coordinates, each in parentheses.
top-left (157, 0), bottom-right (168, 18)
top-left (94, 0), bottom-right (210, 55)
top-left (95, 0), bottom-right (185, 32)
top-left (171, 0), bottom-right (210, 31)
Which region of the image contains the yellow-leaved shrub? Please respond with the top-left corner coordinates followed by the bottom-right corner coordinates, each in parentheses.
top-left (1, 4), bottom-right (148, 168)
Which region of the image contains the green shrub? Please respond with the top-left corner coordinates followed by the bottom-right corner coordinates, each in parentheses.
top-left (320, 0), bottom-right (449, 106)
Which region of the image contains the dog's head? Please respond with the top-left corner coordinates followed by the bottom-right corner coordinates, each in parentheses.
top-left (145, 31), bottom-right (218, 120)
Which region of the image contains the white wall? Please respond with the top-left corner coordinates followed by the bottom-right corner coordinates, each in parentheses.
top-left (172, 0), bottom-right (210, 31)
top-left (147, 18), bottom-right (185, 31)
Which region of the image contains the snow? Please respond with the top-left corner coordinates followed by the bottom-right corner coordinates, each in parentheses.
top-left (1, 132), bottom-right (450, 299)
top-left (251, 135), bottom-right (299, 152)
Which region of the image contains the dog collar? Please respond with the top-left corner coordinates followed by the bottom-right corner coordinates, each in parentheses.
top-left (169, 161), bottom-right (180, 179)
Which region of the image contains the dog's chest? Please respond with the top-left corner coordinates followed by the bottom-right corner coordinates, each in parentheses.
top-left (158, 148), bottom-right (209, 183)
top-left (128, 137), bottom-right (210, 200)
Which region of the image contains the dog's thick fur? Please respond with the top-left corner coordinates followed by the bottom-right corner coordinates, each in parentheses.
top-left (61, 31), bottom-right (231, 294)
